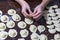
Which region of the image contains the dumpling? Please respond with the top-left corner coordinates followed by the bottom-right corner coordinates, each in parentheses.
top-left (47, 25), bottom-right (54, 29)
top-left (0, 10), bottom-right (3, 16)
top-left (55, 28), bottom-right (60, 32)
top-left (55, 9), bottom-right (60, 13)
top-left (18, 21), bottom-right (26, 29)
top-left (0, 23), bottom-right (6, 31)
top-left (8, 29), bottom-right (17, 38)
top-left (52, 20), bottom-right (59, 24)
top-left (12, 14), bottom-right (21, 21)
top-left (0, 31), bottom-right (8, 40)
top-left (20, 29), bottom-right (29, 38)
top-left (6, 20), bottom-right (15, 28)
top-left (40, 34), bottom-right (48, 40)
top-left (52, 16), bottom-right (58, 20)
top-left (29, 25), bottom-right (37, 33)
top-left (30, 33), bottom-right (39, 40)
top-left (54, 24), bottom-right (60, 28)
top-left (48, 29), bottom-right (56, 34)
top-left (54, 34), bottom-right (60, 40)
top-left (18, 38), bottom-right (25, 40)
top-left (46, 20), bottom-right (52, 25)
top-left (1, 15), bottom-right (9, 22)
top-left (24, 18), bottom-right (33, 24)
top-left (7, 9), bottom-right (16, 15)
top-left (38, 25), bottom-right (45, 33)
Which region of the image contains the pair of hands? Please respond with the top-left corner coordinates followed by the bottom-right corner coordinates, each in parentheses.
top-left (20, 1), bottom-right (44, 20)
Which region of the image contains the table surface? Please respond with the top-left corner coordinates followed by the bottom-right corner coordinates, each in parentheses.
top-left (0, 0), bottom-right (60, 40)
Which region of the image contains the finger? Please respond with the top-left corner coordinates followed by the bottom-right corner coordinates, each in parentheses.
top-left (28, 8), bottom-right (32, 14)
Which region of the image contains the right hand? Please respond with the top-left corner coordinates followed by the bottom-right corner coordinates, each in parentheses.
top-left (16, 0), bottom-right (32, 17)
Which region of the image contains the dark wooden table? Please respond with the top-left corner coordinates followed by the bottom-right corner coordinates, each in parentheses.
top-left (0, 0), bottom-right (60, 40)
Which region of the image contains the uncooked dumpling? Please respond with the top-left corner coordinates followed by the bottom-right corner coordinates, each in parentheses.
top-left (12, 14), bottom-right (21, 21)
top-left (8, 9), bottom-right (16, 15)
top-left (1, 15), bottom-right (9, 22)
top-left (0, 23), bottom-right (6, 31)
top-left (25, 18), bottom-right (33, 24)
top-left (8, 29), bottom-right (17, 38)
top-left (6, 20), bottom-right (15, 28)
top-left (30, 33), bottom-right (39, 40)
top-left (20, 29), bottom-right (29, 38)
top-left (18, 21), bottom-right (27, 29)
top-left (47, 25), bottom-right (54, 29)
top-left (0, 31), bottom-right (8, 40)
top-left (29, 25), bottom-right (37, 33)
top-left (0, 10), bottom-right (3, 16)
top-left (38, 25), bottom-right (45, 33)
top-left (40, 34), bottom-right (48, 40)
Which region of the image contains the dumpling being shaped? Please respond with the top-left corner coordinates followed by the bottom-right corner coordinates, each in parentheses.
top-left (20, 29), bottom-right (29, 38)
top-left (38, 25), bottom-right (45, 33)
top-left (29, 25), bottom-right (37, 33)
top-left (18, 21), bottom-right (26, 29)
top-left (1, 15), bottom-right (9, 22)
top-left (6, 20), bottom-right (15, 28)
top-left (12, 14), bottom-right (21, 21)
top-left (40, 34), bottom-right (48, 40)
top-left (25, 18), bottom-right (33, 24)
top-left (0, 23), bottom-right (6, 31)
top-left (7, 9), bottom-right (16, 15)
top-left (8, 29), bottom-right (17, 38)
top-left (30, 33), bottom-right (39, 40)
top-left (0, 31), bottom-right (8, 40)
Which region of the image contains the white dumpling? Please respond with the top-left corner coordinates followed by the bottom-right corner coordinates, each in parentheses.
top-left (30, 33), bottom-right (39, 40)
top-left (0, 31), bottom-right (8, 40)
top-left (47, 25), bottom-right (54, 29)
top-left (55, 28), bottom-right (60, 32)
top-left (40, 34), bottom-right (48, 40)
top-left (52, 16), bottom-right (58, 20)
top-left (29, 25), bottom-right (37, 33)
top-left (8, 29), bottom-right (17, 38)
top-left (54, 24), bottom-right (60, 28)
top-left (46, 20), bottom-right (52, 25)
top-left (20, 29), bottom-right (29, 38)
top-left (52, 5), bottom-right (58, 8)
top-left (7, 9), bottom-right (16, 15)
top-left (18, 21), bottom-right (26, 29)
top-left (0, 23), bottom-right (6, 31)
top-left (52, 20), bottom-right (59, 24)
top-left (38, 25), bottom-right (45, 33)
top-left (1, 15), bottom-right (9, 22)
top-left (0, 10), bottom-right (3, 16)
top-left (48, 29), bottom-right (56, 34)
top-left (6, 20), bottom-right (15, 28)
top-left (54, 34), bottom-right (60, 40)
top-left (18, 38), bottom-right (25, 40)
top-left (12, 14), bottom-right (21, 21)
top-left (48, 10), bottom-right (54, 13)
top-left (55, 9), bottom-right (60, 13)
top-left (25, 18), bottom-right (33, 24)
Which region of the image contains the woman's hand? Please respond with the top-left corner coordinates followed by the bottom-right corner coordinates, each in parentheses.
top-left (30, 4), bottom-right (44, 20)
top-left (16, 0), bottom-right (32, 17)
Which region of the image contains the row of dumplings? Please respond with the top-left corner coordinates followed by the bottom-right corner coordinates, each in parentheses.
top-left (43, 5), bottom-right (60, 34)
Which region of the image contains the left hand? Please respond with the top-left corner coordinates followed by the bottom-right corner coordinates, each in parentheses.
top-left (30, 5), bottom-right (44, 20)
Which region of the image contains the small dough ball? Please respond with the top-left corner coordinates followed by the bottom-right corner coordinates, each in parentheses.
top-left (48, 29), bottom-right (56, 34)
top-left (30, 33), bottom-right (39, 40)
top-left (0, 23), bottom-right (6, 31)
top-left (12, 14), bottom-right (21, 21)
top-left (52, 16), bottom-right (58, 20)
top-left (40, 34), bottom-right (48, 40)
top-left (18, 38), bottom-right (25, 40)
top-left (55, 9), bottom-right (60, 13)
top-left (47, 25), bottom-right (54, 29)
top-left (55, 28), bottom-right (60, 32)
top-left (0, 10), bottom-right (3, 16)
top-left (54, 34), bottom-right (60, 40)
top-left (8, 9), bottom-right (16, 15)
top-left (38, 25), bottom-right (45, 33)
top-left (0, 31), bottom-right (8, 40)
top-left (8, 29), bottom-right (17, 38)
top-left (1, 15), bottom-right (9, 22)
top-left (29, 25), bottom-right (37, 33)
top-left (25, 18), bottom-right (33, 24)
top-left (6, 20), bottom-right (15, 28)
top-left (46, 20), bottom-right (52, 25)
top-left (54, 24), bottom-right (60, 28)
top-left (18, 21), bottom-right (27, 29)
top-left (20, 29), bottom-right (29, 38)
top-left (52, 20), bottom-right (59, 24)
